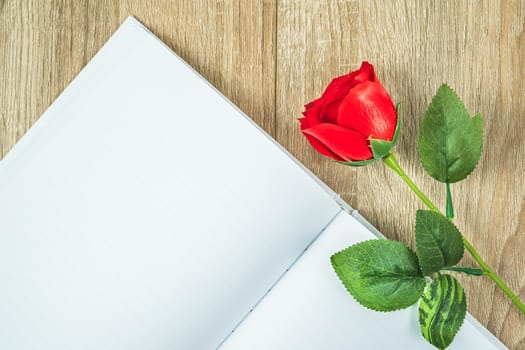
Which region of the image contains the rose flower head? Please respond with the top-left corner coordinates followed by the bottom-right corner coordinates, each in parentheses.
top-left (299, 62), bottom-right (399, 165)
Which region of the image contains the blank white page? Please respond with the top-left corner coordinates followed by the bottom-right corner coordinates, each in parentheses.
top-left (220, 210), bottom-right (507, 349)
top-left (0, 18), bottom-right (340, 349)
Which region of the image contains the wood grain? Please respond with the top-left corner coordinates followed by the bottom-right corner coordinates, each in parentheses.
top-left (1, 0), bottom-right (523, 348)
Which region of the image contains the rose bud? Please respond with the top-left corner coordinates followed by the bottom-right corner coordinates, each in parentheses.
top-left (299, 61), bottom-right (400, 165)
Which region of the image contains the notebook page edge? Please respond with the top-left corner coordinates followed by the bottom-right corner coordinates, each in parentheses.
top-left (0, 18), bottom-right (141, 172)
top-left (122, 16), bottom-right (344, 208)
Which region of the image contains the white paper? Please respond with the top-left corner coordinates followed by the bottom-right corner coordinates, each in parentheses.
top-left (0, 18), bottom-right (340, 349)
top-left (220, 211), bottom-right (506, 349)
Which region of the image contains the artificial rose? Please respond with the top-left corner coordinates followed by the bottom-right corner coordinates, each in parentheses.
top-left (299, 61), bottom-right (398, 163)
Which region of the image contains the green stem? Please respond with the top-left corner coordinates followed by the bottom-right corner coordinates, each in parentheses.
top-left (446, 182), bottom-right (454, 219)
top-left (382, 153), bottom-right (440, 212)
top-left (461, 238), bottom-right (525, 314)
top-left (441, 266), bottom-right (484, 276)
top-left (382, 152), bottom-right (525, 315)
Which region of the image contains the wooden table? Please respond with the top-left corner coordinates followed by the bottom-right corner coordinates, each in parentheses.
top-left (1, 1), bottom-right (523, 348)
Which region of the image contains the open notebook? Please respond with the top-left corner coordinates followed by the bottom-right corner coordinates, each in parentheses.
top-left (0, 17), bottom-right (506, 349)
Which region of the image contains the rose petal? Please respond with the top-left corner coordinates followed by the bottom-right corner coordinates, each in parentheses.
top-left (321, 61), bottom-right (377, 102)
top-left (301, 132), bottom-right (345, 161)
top-left (351, 61), bottom-right (377, 83)
top-left (320, 99), bottom-right (341, 124)
top-left (318, 62), bottom-right (377, 123)
top-left (298, 117), bottom-right (310, 130)
top-left (338, 81), bottom-right (397, 140)
top-left (301, 97), bottom-right (324, 128)
top-left (302, 123), bottom-right (373, 161)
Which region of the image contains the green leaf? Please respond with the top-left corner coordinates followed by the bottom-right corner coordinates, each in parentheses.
top-left (415, 210), bottom-right (464, 276)
top-left (331, 239), bottom-right (426, 312)
top-left (418, 84), bottom-right (483, 183)
top-left (419, 274), bottom-right (467, 349)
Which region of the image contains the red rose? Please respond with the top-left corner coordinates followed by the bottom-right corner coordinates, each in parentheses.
top-left (299, 62), bottom-right (399, 164)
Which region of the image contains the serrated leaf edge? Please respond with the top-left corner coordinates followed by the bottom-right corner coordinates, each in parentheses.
top-left (445, 113), bottom-right (483, 183)
top-left (415, 210), bottom-right (465, 276)
top-left (331, 239), bottom-right (425, 313)
top-left (418, 84), bottom-right (483, 183)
